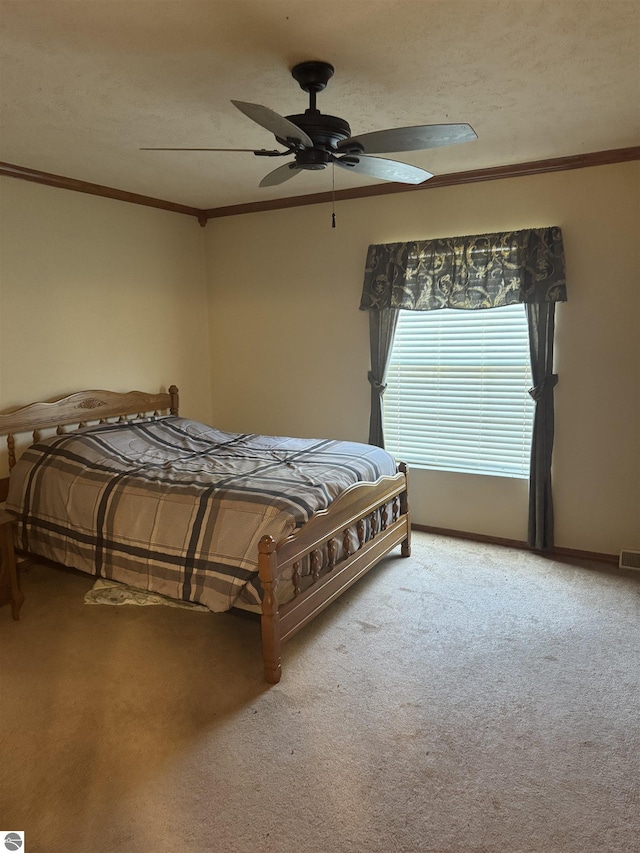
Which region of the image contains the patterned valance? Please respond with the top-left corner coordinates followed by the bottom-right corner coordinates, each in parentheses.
top-left (360, 227), bottom-right (567, 310)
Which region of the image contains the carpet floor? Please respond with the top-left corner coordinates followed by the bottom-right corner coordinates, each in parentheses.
top-left (1, 532), bottom-right (638, 853)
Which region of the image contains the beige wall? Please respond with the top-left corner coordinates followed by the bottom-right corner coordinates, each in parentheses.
top-left (205, 162), bottom-right (640, 555)
top-left (1, 163), bottom-right (637, 556)
top-left (0, 179), bottom-right (212, 475)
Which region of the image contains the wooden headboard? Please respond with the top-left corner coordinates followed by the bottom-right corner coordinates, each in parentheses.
top-left (0, 385), bottom-right (179, 500)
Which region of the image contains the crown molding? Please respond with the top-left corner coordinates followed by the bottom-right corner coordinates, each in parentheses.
top-left (2, 146), bottom-right (638, 224)
top-left (203, 146), bottom-right (640, 218)
top-left (0, 161), bottom-right (207, 225)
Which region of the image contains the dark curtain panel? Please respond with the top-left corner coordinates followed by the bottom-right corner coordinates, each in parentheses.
top-left (361, 226), bottom-right (567, 551)
top-left (526, 302), bottom-right (559, 550)
top-left (368, 308), bottom-right (399, 447)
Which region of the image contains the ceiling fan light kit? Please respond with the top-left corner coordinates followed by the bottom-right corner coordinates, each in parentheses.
top-left (143, 60), bottom-right (477, 189)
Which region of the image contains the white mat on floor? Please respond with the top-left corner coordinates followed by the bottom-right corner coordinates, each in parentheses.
top-left (84, 578), bottom-right (208, 611)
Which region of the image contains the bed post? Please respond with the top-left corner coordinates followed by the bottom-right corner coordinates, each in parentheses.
top-left (168, 385), bottom-right (179, 416)
top-left (399, 462), bottom-right (411, 557)
top-left (258, 535), bottom-right (282, 684)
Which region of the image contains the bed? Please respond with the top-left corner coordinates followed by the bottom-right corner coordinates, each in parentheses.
top-left (0, 386), bottom-right (411, 683)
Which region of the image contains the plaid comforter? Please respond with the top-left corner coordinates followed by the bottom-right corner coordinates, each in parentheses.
top-left (6, 417), bottom-right (397, 611)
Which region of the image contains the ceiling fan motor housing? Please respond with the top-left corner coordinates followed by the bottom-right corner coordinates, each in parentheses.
top-left (279, 111), bottom-right (352, 169)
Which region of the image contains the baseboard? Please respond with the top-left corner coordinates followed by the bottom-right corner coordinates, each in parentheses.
top-left (412, 524), bottom-right (619, 565)
top-left (551, 545), bottom-right (619, 566)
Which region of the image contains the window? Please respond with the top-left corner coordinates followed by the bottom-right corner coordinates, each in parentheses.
top-left (383, 304), bottom-right (534, 478)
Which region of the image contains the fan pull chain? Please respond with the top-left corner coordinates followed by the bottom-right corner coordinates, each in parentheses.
top-left (331, 163), bottom-right (336, 228)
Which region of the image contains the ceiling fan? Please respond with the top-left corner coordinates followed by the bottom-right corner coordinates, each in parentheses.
top-left (142, 61), bottom-right (477, 188)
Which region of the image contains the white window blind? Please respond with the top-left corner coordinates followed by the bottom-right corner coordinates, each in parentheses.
top-left (383, 304), bottom-right (534, 478)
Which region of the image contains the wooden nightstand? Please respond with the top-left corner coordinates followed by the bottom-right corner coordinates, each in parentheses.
top-left (0, 509), bottom-right (24, 620)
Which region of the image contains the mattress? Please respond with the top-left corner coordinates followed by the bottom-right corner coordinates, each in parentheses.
top-left (6, 416), bottom-right (397, 612)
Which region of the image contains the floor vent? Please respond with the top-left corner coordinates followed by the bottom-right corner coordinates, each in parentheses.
top-left (619, 549), bottom-right (640, 571)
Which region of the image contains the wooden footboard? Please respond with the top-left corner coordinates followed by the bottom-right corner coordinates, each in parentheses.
top-left (258, 463), bottom-right (411, 684)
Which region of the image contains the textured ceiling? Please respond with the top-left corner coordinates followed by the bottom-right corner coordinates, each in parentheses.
top-left (1, 0), bottom-right (639, 210)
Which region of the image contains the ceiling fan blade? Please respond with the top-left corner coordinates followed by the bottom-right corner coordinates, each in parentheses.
top-left (140, 147), bottom-right (284, 153)
top-left (259, 162), bottom-right (302, 188)
top-left (231, 100), bottom-right (313, 148)
top-left (335, 155), bottom-right (432, 185)
top-left (338, 123), bottom-right (477, 154)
